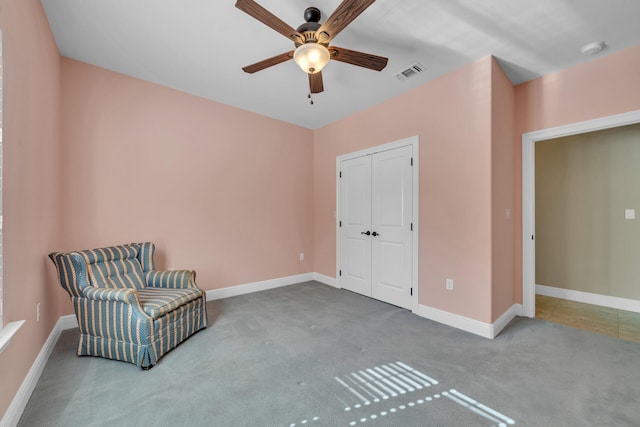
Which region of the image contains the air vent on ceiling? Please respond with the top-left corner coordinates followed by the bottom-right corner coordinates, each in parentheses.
top-left (394, 62), bottom-right (426, 81)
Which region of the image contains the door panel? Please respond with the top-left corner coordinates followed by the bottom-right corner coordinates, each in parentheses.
top-left (344, 237), bottom-right (368, 281)
top-left (371, 145), bottom-right (413, 309)
top-left (375, 241), bottom-right (405, 289)
top-left (344, 161), bottom-right (370, 227)
top-left (339, 155), bottom-right (372, 296)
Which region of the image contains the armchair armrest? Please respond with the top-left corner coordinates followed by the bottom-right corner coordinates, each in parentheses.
top-left (145, 270), bottom-right (197, 289)
top-left (83, 287), bottom-right (140, 306)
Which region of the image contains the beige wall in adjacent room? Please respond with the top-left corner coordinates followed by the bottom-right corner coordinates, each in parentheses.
top-left (535, 123), bottom-right (640, 300)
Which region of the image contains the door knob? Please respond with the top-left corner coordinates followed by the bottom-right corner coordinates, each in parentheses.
top-left (372, 231), bottom-right (380, 237)
top-left (361, 231), bottom-right (371, 235)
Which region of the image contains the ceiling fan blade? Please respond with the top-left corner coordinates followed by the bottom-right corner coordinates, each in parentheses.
top-left (309, 71), bottom-right (324, 94)
top-left (317, 0), bottom-right (376, 43)
top-left (329, 46), bottom-right (388, 71)
top-left (242, 51), bottom-right (294, 74)
top-left (235, 0), bottom-right (302, 43)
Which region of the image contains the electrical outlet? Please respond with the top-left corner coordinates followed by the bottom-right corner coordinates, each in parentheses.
top-left (37, 303), bottom-right (41, 322)
top-left (446, 279), bottom-right (454, 290)
top-left (299, 252), bottom-right (305, 261)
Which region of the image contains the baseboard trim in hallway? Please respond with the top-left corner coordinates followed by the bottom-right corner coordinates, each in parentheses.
top-left (536, 284), bottom-right (640, 313)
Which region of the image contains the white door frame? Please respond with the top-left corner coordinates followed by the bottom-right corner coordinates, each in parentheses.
top-left (336, 135), bottom-right (420, 313)
top-left (521, 110), bottom-right (640, 317)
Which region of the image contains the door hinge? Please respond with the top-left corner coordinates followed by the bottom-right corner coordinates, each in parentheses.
top-left (339, 171), bottom-right (342, 178)
top-left (410, 288), bottom-right (413, 296)
top-left (339, 270), bottom-right (342, 277)
top-left (339, 220), bottom-right (342, 227)
top-left (410, 222), bottom-right (413, 231)
top-left (410, 157), bottom-right (413, 166)
top-left (531, 234), bottom-right (534, 240)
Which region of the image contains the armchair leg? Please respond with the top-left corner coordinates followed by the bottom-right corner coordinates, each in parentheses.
top-left (142, 364), bottom-right (154, 371)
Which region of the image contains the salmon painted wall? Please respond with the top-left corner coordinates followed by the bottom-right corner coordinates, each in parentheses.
top-left (59, 59), bottom-right (314, 298)
top-left (490, 60), bottom-right (515, 321)
top-left (512, 44), bottom-right (640, 303)
top-left (0, 0), bottom-right (62, 419)
top-left (314, 56), bottom-right (495, 322)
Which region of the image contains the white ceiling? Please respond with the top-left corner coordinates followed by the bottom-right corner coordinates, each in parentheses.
top-left (40, 0), bottom-right (640, 129)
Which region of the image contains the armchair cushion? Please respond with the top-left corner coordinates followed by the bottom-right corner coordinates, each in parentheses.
top-left (137, 287), bottom-right (204, 319)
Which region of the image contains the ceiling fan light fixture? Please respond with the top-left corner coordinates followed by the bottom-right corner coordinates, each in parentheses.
top-left (294, 42), bottom-right (330, 74)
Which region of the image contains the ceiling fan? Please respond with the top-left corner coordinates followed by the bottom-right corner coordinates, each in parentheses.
top-left (235, 0), bottom-right (388, 97)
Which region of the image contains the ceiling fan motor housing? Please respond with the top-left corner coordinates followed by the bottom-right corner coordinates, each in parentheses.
top-left (296, 7), bottom-right (323, 45)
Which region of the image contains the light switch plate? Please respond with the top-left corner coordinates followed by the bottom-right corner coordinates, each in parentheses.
top-left (625, 209), bottom-right (635, 220)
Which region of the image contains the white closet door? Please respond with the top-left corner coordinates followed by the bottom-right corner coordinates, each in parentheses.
top-left (371, 145), bottom-right (413, 309)
top-left (339, 155), bottom-right (372, 296)
top-left (338, 144), bottom-right (413, 310)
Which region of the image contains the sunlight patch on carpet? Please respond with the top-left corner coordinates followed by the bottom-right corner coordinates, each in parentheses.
top-left (287, 361), bottom-right (516, 426)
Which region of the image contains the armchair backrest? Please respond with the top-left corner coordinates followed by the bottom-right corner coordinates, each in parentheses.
top-left (137, 242), bottom-right (156, 273)
top-left (49, 243), bottom-right (150, 297)
top-left (48, 251), bottom-right (90, 297)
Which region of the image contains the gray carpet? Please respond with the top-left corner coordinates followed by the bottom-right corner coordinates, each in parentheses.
top-left (17, 282), bottom-right (640, 426)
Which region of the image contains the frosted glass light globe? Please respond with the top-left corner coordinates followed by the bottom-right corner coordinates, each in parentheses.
top-left (294, 43), bottom-right (330, 74)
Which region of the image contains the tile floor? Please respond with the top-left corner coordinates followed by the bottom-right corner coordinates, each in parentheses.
top-left (536, 294), bottom-right (640, 343)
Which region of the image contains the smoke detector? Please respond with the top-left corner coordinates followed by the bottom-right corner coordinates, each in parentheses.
top-left (580, 41), bottom-right (606, 56)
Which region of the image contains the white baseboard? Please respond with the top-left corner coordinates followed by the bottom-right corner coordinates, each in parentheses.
top-left (417, 304), bottom-right (493, 338)
top-left (0, 317), bottom-right (65, 427)
top-left (206, 273), bottom-right (315, 300)
top-left (60, 314), bottom-right (78, 330)
top-left (490, 304), bottom-right (523, 338)
top-left (417, 303), bottom-right (522, 339)
top-left (536, 284), bottom-right (640, 313)
top-left (312, 273), bottom-right (337, 288)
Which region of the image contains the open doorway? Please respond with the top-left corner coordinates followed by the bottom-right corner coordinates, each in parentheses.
top-left (522, 111), bottom-right (640, 317)
top-left (523, 112), bottom-right (640, 341)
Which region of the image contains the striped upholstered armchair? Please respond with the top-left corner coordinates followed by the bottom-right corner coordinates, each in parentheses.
top-left (49, 242), bottom-right (207, 369)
